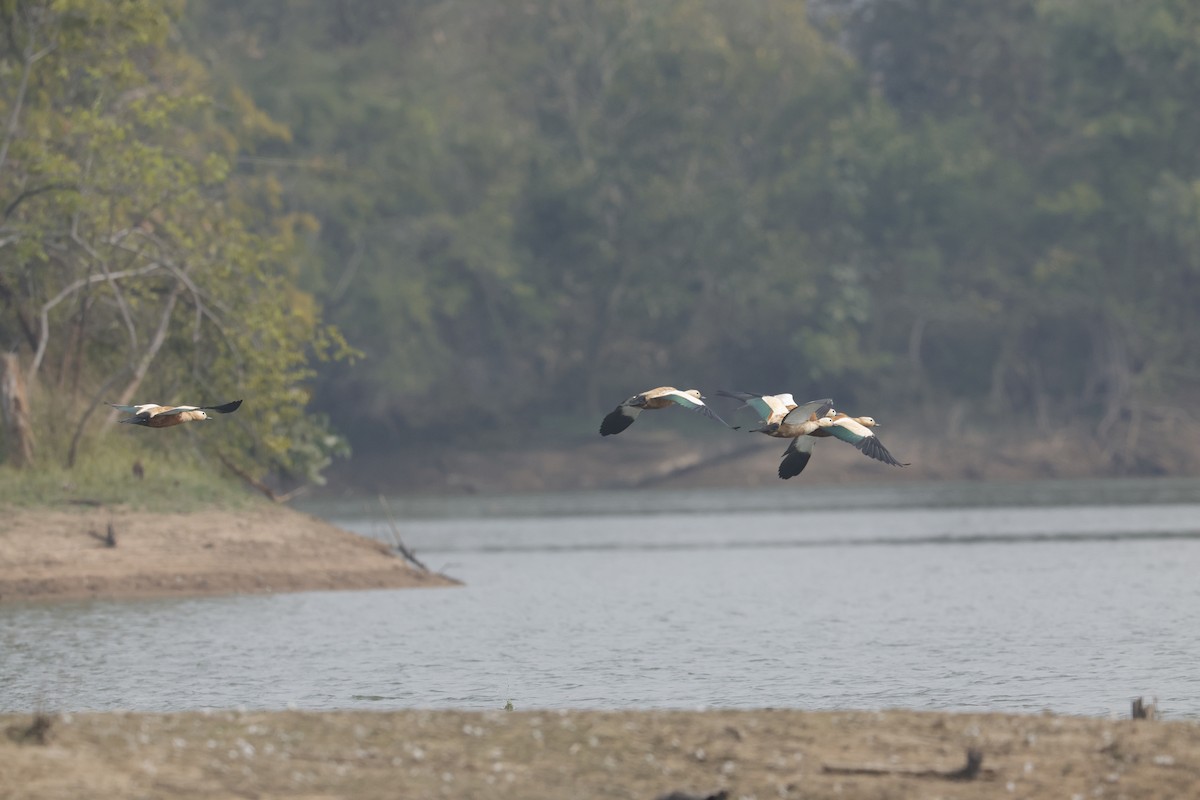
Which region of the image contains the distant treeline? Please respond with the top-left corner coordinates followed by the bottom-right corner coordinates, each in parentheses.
top-left (4, 1), bottom-right (1197, 478)
top-left (184, 0), bottom-right (1200, 461)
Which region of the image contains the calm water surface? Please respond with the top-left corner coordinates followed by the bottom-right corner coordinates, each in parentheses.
top-left (3, 479), bottom-right (1200, 718)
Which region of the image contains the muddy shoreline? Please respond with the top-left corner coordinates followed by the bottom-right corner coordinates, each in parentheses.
top-left (0, 504), bottom-right (456, 603)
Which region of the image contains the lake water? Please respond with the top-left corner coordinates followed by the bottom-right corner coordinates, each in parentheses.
top-left (3, 478), bottom-right (1200, 718)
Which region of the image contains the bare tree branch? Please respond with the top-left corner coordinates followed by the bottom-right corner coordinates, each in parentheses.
top-left (0, 23), bottom-right (55, 175)
top-left (70, 230), bottom-right (139, 356)
top-left (65, 364), bottom-right (130, 468)
top-left (29, 262), bottom-right (163, 382)
top-left (108, 279), bottom-right (184, 415)
top-left (3, 183), bottom-right (78, 220)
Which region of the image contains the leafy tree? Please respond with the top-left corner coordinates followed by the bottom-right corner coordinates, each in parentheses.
top-left (0, 0), bottom-right (350, 485)
top-left (188, 0), bottom-right (892, 447)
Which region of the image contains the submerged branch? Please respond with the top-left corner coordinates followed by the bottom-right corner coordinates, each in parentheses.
top-left (378, 494), bottom-right (430, 572)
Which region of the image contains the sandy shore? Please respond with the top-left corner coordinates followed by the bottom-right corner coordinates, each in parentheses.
top-left (0, 504), bottom-right (457, 603)
top-left (2, 707), bottom-right (1197, 798)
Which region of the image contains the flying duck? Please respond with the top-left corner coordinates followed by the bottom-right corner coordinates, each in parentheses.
top-left (773, 412), bottom-right (876, 479)
top-left (748, 397), bottom-right (835, 439)
top-left (727, 397), bottom-right (835, 478)
top-left (110, 399), bottom-right (243, 428)
top-left (714, 390), bottom-right (802, 429)
top-left (813, 413), bottom-right (909, 468)
top-left (599, 387), bottom-right (729, 436)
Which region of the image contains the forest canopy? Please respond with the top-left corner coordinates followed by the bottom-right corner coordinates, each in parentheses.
top-left (0, 0), bottom-right (351, 484)
top-left (4, 0), bottom-right (1200, 478)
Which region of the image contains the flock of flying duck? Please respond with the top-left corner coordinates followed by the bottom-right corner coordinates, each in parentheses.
top-left (600, 386), bottom-right (908, 480)
top-left (111, 387), bottom-right (905, 481)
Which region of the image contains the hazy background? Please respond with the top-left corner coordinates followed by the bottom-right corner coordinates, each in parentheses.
top-left (5, 0), bottom-right (1200, 491)
top-left (186, 0), bottom-right (1200, 465)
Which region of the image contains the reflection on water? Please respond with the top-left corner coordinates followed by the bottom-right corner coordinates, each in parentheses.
top-left (3, 479), bottom-right (1200, 718)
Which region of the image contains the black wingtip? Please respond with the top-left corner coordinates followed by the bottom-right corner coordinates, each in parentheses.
top-left (855, 435), bottom-right (907, 467)
top-left (778, 451), bottom-right (812, 480)
top-left (599, 408), bottom-right (636, 436)
top-left (206, 399), bottom-right (243, 414)
top-left (715, 389), bottom-right (765, 402)
top-left (698, 404), bottom-right (733, 429)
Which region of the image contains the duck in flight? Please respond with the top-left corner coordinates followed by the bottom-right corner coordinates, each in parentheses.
top-left (815, 413), bottom-right (908, 469)
top-left (110, 399), bottom-right (243, 428)
top-left (714, 390), bottom-right (802, 430)
top-left (773, 412), bottom-right (891, 479)
top-left (723, 390), bottom-right (907, 478)
top-left (725, 395), bottom-right (834, 478)
top-left (771, 412), bottom-right (908, 478)
top-left (599, 387), bottom-right (729, 436)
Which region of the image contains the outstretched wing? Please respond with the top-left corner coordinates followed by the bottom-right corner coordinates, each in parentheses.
top-left (109, 403), bottom-right (159, 415)
top-left (110, 403), bottom-right (167, 424)
top-left (200, 399), bottom-right (243, 414)
top-left (826, 418), bottom-right (909, 467)
top-left (780, 398), bottom-right (834, 426)
top-left (778, 435), bottom-right (818, 480)
top-left (716, 390), bottom-right (778, 423)
top-left (662, 390), bottom-right (732, 428)
top-left (600, 404), bottom-right (641, 436)
top-left (157, 405), bottom-right (199, 417)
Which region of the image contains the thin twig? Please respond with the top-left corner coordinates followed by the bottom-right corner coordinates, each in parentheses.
top-left (214, 451), bottom-right (308, 504)
top-left (378, 494), bottom-right (429, 572)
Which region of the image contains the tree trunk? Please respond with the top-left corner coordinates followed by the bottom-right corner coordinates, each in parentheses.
top-left (0, 353), bottom-right (35, 467)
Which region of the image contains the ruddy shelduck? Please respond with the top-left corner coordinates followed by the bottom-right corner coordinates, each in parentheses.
top-left (775, 412), bottom-right (883, 479)
top-left (749, 397), bottom-right (835, 439)
top-left (813, 413), bottom-right (908, 468)
top-left (714, 390), bottom-right (805, 430)
top-left (599, 387), bottom-right (729, 436)
top-left (726, 392), bottom-right (908, 478)
top-left (110, 399), bottom-right (243, 428)
top-left (726, 396), bottom-right (835, 478)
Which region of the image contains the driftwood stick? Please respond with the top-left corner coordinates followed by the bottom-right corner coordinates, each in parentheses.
top-left (378, 494), bottom-right (429, 572)
top-left (823, 748), bottom-right (985, 781)
top-left (86, 522), bottom-right (117, 548)
top-left (1132, 697), bottom-right (1158, 720)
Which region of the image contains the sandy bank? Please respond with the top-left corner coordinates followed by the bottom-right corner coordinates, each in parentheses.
top-left (2, 707), bottom-right (1197, 798)
top-left (0, 504), bottom-right (457, 603)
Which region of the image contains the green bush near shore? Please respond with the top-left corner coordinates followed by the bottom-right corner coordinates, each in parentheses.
top-left (0, 439), bottom-right (257, 512)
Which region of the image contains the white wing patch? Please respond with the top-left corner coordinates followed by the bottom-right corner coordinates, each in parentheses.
top-left (664, 390), bottom-right (705, 410)
top-left (835, 417), bottom-right (874, 439)
top-left (759, 395), bottom-right (791, 420)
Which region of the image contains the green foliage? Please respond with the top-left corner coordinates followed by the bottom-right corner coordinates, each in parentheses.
top-left (0, 435), bottom-right (256, 511)
top-left (152, 0), bottom-right (1200, 464)
top-left (0, 0), bottom-right (352, 486)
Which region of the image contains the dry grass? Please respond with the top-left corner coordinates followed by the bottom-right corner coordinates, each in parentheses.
top-left (1, 708), bottom-right (1198, 799)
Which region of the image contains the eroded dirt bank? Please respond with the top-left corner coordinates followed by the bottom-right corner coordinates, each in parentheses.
top-left (0, 505), bottom-right (456, 603)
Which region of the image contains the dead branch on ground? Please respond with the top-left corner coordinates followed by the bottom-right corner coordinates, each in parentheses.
top-left (823, 747), bottom-right (988, 781)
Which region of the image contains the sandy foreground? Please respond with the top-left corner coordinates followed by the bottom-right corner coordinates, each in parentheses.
top-left (0, 504), bottom-right (456, 602)
top-left (1, 707), bottom-right (1198, 799)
